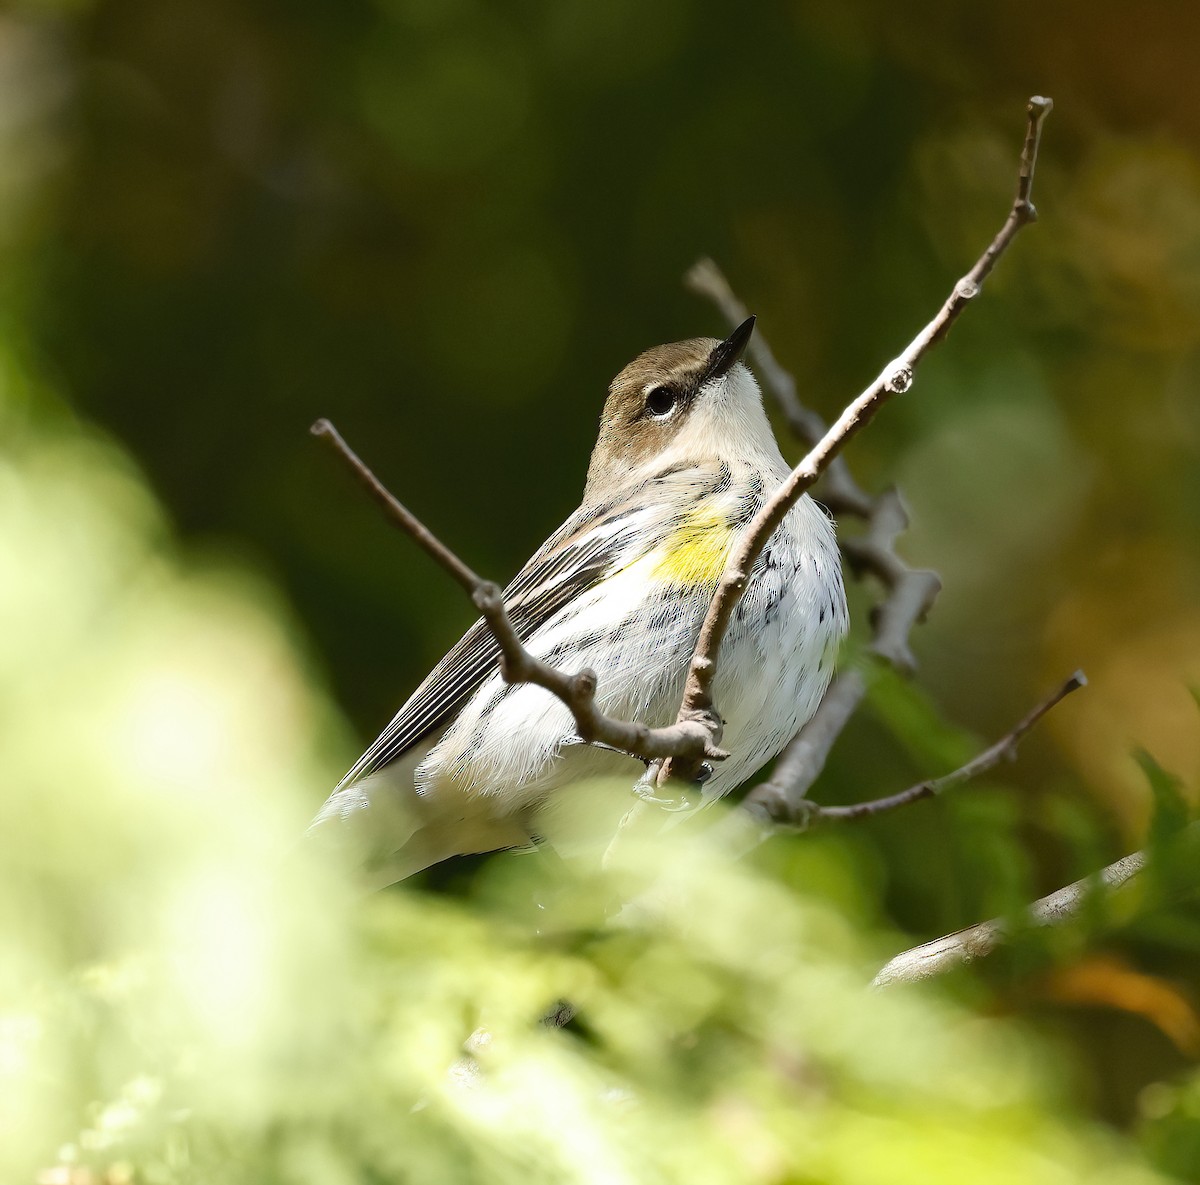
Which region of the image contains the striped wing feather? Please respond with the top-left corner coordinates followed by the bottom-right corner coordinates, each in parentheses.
top-left (338, 498), bottom-right (656, 787)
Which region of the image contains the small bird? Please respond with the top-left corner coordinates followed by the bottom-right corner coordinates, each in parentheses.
top-left (309, 317), bottom-right (847, 887)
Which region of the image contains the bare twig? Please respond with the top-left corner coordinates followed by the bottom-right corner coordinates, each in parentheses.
top-left (684, 258), bottom-right (873, 519)
top-left (685, 105), bottom-right (1119, 990)
top-left (686, 265), bottom-right (943, 672)
top-left (803, 671), bottom-right (1083, 825)
top-left (311, 419), bottom-right (483, 596)
top-left (873, 848), bottom-right (1149, 989)
top-left (716, 671), bottom-right (1084, 859)
top-left (841, 490), bottom-right (943, 674)
top-left (688, 265), bottom-right (941, 828)
top-left (311, 419), bottom-right (720, 766)
top-left (661, 96), bottom-right (1053, 786)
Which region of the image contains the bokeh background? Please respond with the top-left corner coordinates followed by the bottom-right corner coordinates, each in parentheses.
top-left (4, 0), bottom-right (1200, 1181)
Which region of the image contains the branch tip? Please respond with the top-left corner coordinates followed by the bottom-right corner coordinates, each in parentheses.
top-left (665, 97), bottom-right (1053, 786)
top-left (684, 257), bottom-right (723, 296)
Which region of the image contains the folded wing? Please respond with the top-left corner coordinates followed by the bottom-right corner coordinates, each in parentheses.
top-left (336, 494), bottom-right (662, 788)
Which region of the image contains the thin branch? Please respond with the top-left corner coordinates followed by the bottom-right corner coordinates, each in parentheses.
top-left (311, 419), bottom-right (483, 596)
top-left (685, 108), bottom-right (1111, 991)
top-left (723, 482), bottom-right (938, 836)
top-left (841, 490), bottom-right (943, 674)
top-left (716, 671), bottom-right (1083, 859)
top-left (661, 95), bottom-right (1053, 786)
top-left (806, 671), bottom-right (1084, 825)
top-left (688, 268), bottom-right (941, 828)
top-left (684, 258), bottom-right (873, 519)
top-left (693, 224), bottom-right (1069, 836)
top-left (873, 848), bottom-right (1150, 989)
top-left (311, 419), bottom-right (720, 766)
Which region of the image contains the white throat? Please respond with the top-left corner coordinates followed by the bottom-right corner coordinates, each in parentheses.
top-left (653, 363), bottom-right (787, 478)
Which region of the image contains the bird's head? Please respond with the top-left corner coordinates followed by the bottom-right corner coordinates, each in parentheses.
top-left (585, 316), bottom-right (774, 498)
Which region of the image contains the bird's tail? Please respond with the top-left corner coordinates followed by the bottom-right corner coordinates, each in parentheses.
top-left (304, 766), bottom-right (530, 890)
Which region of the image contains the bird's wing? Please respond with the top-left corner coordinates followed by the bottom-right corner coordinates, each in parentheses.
top-left (336, 473), bottom-right (696, 788)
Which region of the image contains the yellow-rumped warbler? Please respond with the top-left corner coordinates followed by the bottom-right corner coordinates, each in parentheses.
top-left (310, 317), bottom-right (847, 886)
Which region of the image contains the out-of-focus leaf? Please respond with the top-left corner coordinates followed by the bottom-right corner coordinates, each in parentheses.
top-left (0, 340), bottom-right (1174, 1185)
top-left (1136, 749), bottom-right (1191, 850)
top-left (865, 665), bottom-right (977, 772)
top-left (1139, 1071), bottom-right (1200, 1184)
top-left (1041, 954), bottom-right (1200, 1057)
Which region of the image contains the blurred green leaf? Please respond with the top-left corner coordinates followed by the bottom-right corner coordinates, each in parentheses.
top-left (1137, 749), bottom-right (1192, 850)
top-left (0, 342), bottom-right (1177, 1185)
top-left (865, 664), bottom-right (977, 772)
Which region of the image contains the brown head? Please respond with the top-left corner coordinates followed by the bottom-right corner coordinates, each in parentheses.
top-left (584, 317), bottom-right (770, 499)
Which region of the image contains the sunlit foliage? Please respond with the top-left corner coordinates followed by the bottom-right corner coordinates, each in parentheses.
top-left (0, 367), bottom-right (1189, 1185)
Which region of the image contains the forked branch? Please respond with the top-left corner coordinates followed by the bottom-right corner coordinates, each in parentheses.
top-left (661, 95), bottom-right (1054, 785)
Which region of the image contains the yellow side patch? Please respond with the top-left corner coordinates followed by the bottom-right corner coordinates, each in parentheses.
top-left (652, 509), bottom-right (736, 587)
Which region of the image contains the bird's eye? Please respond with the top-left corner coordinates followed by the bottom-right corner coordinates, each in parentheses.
top-left (644, 386), bottom-right (679, 418)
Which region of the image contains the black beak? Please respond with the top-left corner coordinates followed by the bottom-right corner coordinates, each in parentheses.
top-left (704, 315), bottom-right (756, 382)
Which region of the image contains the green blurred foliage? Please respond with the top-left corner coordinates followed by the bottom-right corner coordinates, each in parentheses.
top-left (0, 380), bottom-right (1190, 1179)
top-left (3, 0), bottom-right (1200, 1179)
